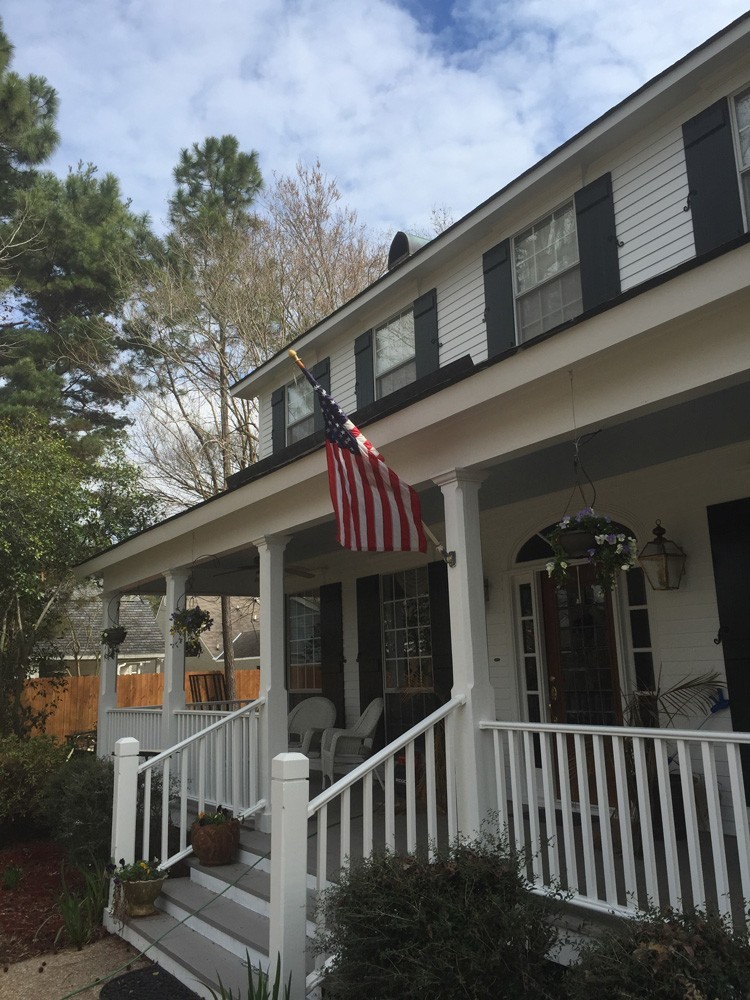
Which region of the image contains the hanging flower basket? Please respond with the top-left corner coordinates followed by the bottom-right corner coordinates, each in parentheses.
top-left (546, 508), bottom-right (638, 591)
top-left (101, 626), bottom-right (127, 658)
top-left (170, 605), bottom-right (213, 657)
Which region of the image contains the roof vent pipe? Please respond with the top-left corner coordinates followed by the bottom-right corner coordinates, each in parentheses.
top-left (387, 231), bottom-right (430, 271)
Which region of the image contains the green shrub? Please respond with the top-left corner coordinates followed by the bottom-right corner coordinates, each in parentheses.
top-left (565, 907), bottom-right (750, 1000)
top-left (316, 834), bottom-right (563, 1000)
top-left (0, 735), bottom-right (67, 839)
top-left (42, 753), bottom-right (115, 864)
top-left (55, 857), bottom-right (109, 949)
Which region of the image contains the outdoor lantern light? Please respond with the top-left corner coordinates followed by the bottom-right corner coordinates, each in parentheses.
top-left (638, 520), bottom-right (686, 591)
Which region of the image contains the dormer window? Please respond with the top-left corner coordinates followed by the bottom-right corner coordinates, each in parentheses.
top-left (513, 202), bottom-right (583, 342)
top-left (286, 377), bottom-right (314, 445)
top-left (374, 309), bottom-right (415, 398)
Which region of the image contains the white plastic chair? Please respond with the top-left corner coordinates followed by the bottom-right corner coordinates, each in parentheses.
top-left (288, 696), bottom-right (337, 757)
top-left (320, 697), bottom-right (384, 786)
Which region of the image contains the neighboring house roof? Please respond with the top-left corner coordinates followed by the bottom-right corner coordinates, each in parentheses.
top-left (59, 594), bottom-right (164, 658)
top-left (218, 629), bottom-right (260, 661)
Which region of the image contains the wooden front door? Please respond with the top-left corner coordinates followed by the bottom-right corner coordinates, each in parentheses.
top-left (541, 562), bottom-right (622, 727)
top-left (540, 563), bottom-right (621, 805)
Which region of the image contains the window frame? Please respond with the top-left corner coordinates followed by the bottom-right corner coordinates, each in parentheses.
top-left (512, 200), bottom-right (583, 343)
top-left (730, 83), bottom-right (750, 231)
top-left (285, 377), bottom-right (315, 446)
top-left (373, 307), bottom-right (416, 400)
top-left (286, 591), bottom-right (322, 695)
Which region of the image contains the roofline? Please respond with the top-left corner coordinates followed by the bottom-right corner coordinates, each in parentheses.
top-left (230, 9), bottom-right (750, 399)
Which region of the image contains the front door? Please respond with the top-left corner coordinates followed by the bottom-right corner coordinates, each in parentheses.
top-left (541, 562), bottom-right (622, 727)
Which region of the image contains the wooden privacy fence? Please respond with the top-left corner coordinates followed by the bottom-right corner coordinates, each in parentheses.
top-left (22, 671), bottom-right (261, 741)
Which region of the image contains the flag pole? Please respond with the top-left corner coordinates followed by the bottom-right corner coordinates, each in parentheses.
top-left (287, 350), bottom-right (456, 567)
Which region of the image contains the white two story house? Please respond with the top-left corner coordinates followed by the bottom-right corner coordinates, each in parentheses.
top-left (79, 14), bottom-right (750, 997)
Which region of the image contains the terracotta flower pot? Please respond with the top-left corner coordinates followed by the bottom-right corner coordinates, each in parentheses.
top-left (191, 819), bottom-right (240, 866)
top-left (122, 877), bottom-right (166, 917)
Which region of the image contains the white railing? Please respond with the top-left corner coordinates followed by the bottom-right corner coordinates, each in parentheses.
top-left (187, 699), bottom-right (255, 712)
top-left (106, 707), bottom-right (162, 752)
top-left (307, 696), bottom-right (465, 891)
top-left (112, 697), bottom-right (266, 870)
top-left (480, 720), bottom-right (750, 927)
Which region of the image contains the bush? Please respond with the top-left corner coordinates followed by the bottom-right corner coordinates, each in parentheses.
top-left (42, 753), bottom-right (115, 863)
top-left (565, 907), bottom-right (750, 1000)
top-left (316, 834), bottom-right (563, 1000)
top-left (0, 735), bottom-right (68, 841)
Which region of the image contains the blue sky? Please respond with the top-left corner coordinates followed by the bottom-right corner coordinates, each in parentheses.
top-left (3, 1), bottom-right (749, 237)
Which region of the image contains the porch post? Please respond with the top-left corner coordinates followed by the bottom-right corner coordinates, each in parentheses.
top-left (162, 568), bottom-right (188, 750)
top-left (434, 469), bottom-right (496, 836)
top-left (97, 593), bottom-right (120, 758)
top-left (254, 534), bottom-right (291, 833)
top-left (269, 752), bottom-right (309, 1000)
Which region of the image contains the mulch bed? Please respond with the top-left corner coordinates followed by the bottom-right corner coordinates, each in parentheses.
top-left (0, 839), bottom-right (100, 966)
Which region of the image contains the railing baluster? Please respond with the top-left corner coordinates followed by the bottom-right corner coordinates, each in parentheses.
top-left (701, 741), bottom-right (729, 918)
top-left (523, 730), bottom-right (541, 883)
top-left (405, 741), bottom-right (417, 853)
top-left (198, 739), bottom-right (206, 813)
top-left (317, 804), bottom-right (328, 888)
top-left (425, 726), bottom-right (437, 861)
top-left (445, 709), bottom-right (458, 841)
top-left (232, 718), bottom-right (241, 816)
top-left (539, 732), bottom-right (559, 885)
top-left (612, 734), bottom-right (637, 906)
top-left (161, 758), bottom-right (170, 861)
top-left (574, 734), bottom-right (596, 899)
top-left (726, 743), bottom-right (750, 919)
top-left (142, 769), bottom-right (152, 861)
top-left (654, 738), bottom-right (680, 908)
top-left (677, 739), bottom-right (706, 910)
top-left (180, 751), bottom-right (188, 853)
top-left (493, 730), bottom-right (508, 838)
top-left (507, 730), bottom-right (524, 855)
top-left (363, 772), bottom-right (374, 855)
top-left (341, 787), bottom-right (351, 866)
top-left (555, 730), bottom-right (577, 891)
top-left (592, 734), bottom-right (616, 905)
top-left (384, 758), bottom-right (395, 852)
top-left (632, 736), bottom-right (657, 906)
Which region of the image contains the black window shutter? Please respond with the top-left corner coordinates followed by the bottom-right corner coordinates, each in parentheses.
top-left (354, 330), bottom-right (374, 409)
top-left (319, 582), bottom-right (344, 727)
top-left (683, 98), bottom-right (744, 255)
top-left (428, 560), bottom-right (453, 702)
top-left (356, 573), bottom-right (384, 748)
top-left (574, 172), bottom-right (621, 311)
top-left (311, 358), bottom-right (330, 434)
top-left (483, 239), bottom-right (516, 358)
top-left (413, 288), bottom-right (439, 379)
top-left (271, 386), bottom-right (286, 454)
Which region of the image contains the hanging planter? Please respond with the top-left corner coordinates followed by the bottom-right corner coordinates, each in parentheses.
top-left (546, 508), bottom-right (638, 592)
top-left (170, 605), bottom-right (213, 657)
top-left (101, 626), bottom-right (127, 658)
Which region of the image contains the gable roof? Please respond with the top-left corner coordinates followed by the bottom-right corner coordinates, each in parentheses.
top-left (59, 594), bottom-right (164, 658)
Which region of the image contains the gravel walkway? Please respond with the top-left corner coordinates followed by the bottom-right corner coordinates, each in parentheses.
top-left (0, 934), bottom-right (150, 1000)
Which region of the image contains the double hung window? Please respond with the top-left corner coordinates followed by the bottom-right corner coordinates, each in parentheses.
top-left (286, 377), bottom-right (314, 445)
top-left (514, 202), bottom-right (583, 342)
top-left (733, 86), bottom-right (750, 223)
top-left (374, 309), bottom-right (415, 398)
top-left (287, 592), bottom-right (321, 694)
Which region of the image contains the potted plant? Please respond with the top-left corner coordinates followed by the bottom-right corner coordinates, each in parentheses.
top-left (191, 806), bottom-right (240, 866)
top-left (170, 605), bottom-right (213, 657)
top-left (101, 626), bottom-right (127, 658)
top-left (545, 507), bottom-right (638, 591)
top-left (107, 857), bottom-right (166, 919)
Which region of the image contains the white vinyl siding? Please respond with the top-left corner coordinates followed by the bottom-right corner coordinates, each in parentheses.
top-left (258, 395), bottom-right (273, 461)
top-left (435, 258), bottom-right (489, 366)
top-left (612, 124), bottom-right (695, 291)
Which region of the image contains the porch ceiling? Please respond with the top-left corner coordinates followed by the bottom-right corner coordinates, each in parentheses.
top-left (93, 377), bottom-right (749, 597)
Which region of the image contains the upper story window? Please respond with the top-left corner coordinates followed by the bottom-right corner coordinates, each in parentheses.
top-left (374, 309), bottom-right (415, 398)
top-left (286, 377), bottom-right (314, 445)
top-left (513, 202), bottom-right (583, 342)
top-left (733, 86), bottom-right (750, 221)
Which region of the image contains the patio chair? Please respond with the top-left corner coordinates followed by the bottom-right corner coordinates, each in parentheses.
top-left (320, 697), bottom-right (384, 787)
top-left (288, 696), bottom-right (337, 757)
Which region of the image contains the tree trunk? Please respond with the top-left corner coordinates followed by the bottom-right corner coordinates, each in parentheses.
top-left (221, 595), bottom-right (236, 702)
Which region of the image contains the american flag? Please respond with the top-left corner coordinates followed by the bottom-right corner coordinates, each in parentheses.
top-left (291, 353), bottom-right (426, 553)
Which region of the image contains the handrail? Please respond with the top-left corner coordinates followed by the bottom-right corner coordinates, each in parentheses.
top-left (107, 705), bottom-right (162, 712)
top-left (480, 719), bottom-right (750, 743)
top-left (308, 695), bottom-right (465, 815)
top-left (138, 695), bottom-right (265, 773)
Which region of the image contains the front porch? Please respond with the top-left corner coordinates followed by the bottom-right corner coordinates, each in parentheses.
top-left (107, 697), bottom-right (750, 998)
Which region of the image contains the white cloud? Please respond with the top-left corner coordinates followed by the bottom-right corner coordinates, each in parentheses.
top-left (3, 1), bottom-right (748, 236)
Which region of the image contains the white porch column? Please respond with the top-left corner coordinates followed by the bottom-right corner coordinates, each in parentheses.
top-left (97, 593), bottom-right (120, 758)
top-left (162, 568), bottom-right (188, 750)
top-left (254, 534), bottom-right (291, 833)
top-left (434, 469), bottom-right (496, 836)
